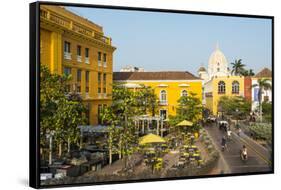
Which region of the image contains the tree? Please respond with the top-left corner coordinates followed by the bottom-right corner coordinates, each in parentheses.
top-left (102, 83), bottom-right (139, 168)
top-left (169, 93), bottom-right (203, 132)
top-left (218, 96), bottom-right (251, 120)
top-left (54, 95), bottom-right (87, 156)
top-left (231, 59), bottom-right (245, 76)
top-left (252, 78), bottom-right (272, 122)
top-left (100, 105), bottom-right (121, 165)
top-left (177, 92), bottom-right (203, 122)
top-left (262, 102), bottom-right (272, 123)
top-left (40, 65), bottom-right (86, 161)
top-left (135, 85), bottom-right (158, 116)
top-left (242, 69), bottom-right (255, 76)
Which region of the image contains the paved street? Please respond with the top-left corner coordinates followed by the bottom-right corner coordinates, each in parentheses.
top-left (205, 123), bottom-right (272, 174)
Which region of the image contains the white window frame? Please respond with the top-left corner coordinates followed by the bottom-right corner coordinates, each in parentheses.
top-left (181, 90), bottom-right (188, 97)
top-left (232, 81), bottom-right (240, 94)
top-left (159, 90), bottom-right (167, 105)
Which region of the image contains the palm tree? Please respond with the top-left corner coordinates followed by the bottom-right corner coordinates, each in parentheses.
top-left (242, 69), bottom-right (255, 76)
top-left (248, 69), bottom-right (255, 76)
top-left (252, 78), bottom-right (272, 122)
top-left (231, 59), bottom-right (245, 76)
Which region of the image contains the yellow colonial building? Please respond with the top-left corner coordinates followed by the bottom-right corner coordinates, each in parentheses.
top-left (204, 76), bottom-right (245, 115)
top-left (198, 44), bottom-right (245, 115)
top-left (40, 5), bottom-right (116, 125)
top-left (113, 71), bottom-right (202, 119)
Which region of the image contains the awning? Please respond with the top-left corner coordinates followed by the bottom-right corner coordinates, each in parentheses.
top-left (176, 120), bottom-right (193, 127)
top-left (139, 133), bottom-right (166, 145)
top-left (78, 125), bottom-right (122, 133)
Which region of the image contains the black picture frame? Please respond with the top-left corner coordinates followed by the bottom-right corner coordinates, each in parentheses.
top-left (30, 1), bottom-right (274, 188)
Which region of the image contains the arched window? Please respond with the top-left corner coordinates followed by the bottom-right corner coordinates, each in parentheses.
top-left (160, 90), bottom-right (167, 104)
top-left (232, 81), bottom-right (239, 94)
top-left (181, 90), bottom-right (188, 97)
top-left (218, 81), bottom-right (226, 94)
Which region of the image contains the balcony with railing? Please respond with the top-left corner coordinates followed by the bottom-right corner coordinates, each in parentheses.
top-left (103, 62), bottom-right (107, 68)
top-left (85, 57), bottom-right (90, 64)
top-left (159, 100), bottom-right (168, 106)
top-left (40, 8), bottom-right (112, 46)
top-left (77, 55), bottom-right (82, 63)
top-left (64, 52), bottom-right (72, 60)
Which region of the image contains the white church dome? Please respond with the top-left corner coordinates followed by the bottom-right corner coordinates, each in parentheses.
top-left (208, 44), bottom-right (229, 78)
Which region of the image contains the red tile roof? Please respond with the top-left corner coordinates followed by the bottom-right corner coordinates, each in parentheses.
top-left (113, 71), bottom-right (201, 81)
top-left (255, 68), bottom-right (272, 78)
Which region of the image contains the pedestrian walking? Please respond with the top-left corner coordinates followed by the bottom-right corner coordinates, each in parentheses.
top-left (227, 130), bottom-right (232, 141)
top-left (237, 128), bottom-right (242, 136)
top-left (221, 136), bottom-right (227, 151)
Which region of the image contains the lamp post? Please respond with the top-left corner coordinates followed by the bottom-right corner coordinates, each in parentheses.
top-left (46, 130), bottom-right (55, 165)
top-left (235, 108), bottom-right (239, 128)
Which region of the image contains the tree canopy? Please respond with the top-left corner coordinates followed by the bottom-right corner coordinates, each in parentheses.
top-left (218, 95), bottom-right (251, 119)
top-left (169, 93), bottom-right (202, 132)
top-left (231, 59), bottom-right (245, 76)
top-left (40, 65), bottom-right (86, 158)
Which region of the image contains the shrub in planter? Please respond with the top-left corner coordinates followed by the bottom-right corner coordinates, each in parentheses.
top-left (249, 123), bottom-right (272, 142)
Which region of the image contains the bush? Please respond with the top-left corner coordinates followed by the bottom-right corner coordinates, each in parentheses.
top-left (249, 123), bottom-right (272, 142)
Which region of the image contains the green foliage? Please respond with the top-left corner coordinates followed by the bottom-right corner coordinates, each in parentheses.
top-left (218, 96), bottom-right (251, 119)
top-left (262, 102), bottom-right (272, 122)
top-left (101, 83), bottom-right (160, 167)
top-left (231, 59), bottom-right (245, 76)
top-left (101, 84), bottom-right (139, 166)
top-left (176, 92), bottom-right (203, 122)
top-left (241, 69), bottom-right (255, 76)
top-left (169, 93), bottom-right (202, 132)
top-left (251, 78), bottom-right (272, 122)
top-left (134, 85), bottom-right (158, 116)
top-left (249, 123), bottom-right (272, 142)
top-left (252, 78), bottom-right (272, 106)
top-left (40, 65), bottom-right (86, 157)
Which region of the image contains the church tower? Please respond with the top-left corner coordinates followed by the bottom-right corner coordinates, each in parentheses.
top-left (207, 43), bottom-right (229, 79)
top-left (197, 65), bottom-right (209, 84)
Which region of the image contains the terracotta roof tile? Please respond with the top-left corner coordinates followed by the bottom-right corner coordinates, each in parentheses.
top-left (113, 71), bottom-right (201, 81)
top-left (255, 68), bottom-right (272, 78)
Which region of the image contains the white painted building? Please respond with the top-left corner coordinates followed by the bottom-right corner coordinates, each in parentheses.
top-left (251, 68), bottom-right (272, 111)
top-left (120, 65), bottom-right (145, 72)
top-left (197, 43), bottom-right (231, 84)
top-left (197, 43), bottom-right (231, 106)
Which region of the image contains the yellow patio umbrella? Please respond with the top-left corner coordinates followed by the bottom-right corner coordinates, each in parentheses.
top-left (176, 120), bottom-right (193, 127)
top-left (139, 133), bottom-right (166, 145)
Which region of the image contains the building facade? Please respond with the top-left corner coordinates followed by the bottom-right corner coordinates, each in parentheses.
top-left (113, 71), bottom-right (202, 119)
top-left (251, 68), bottom-right (272, 111)
top-left (40, 5), bottom-right (116, 125)
top-left (198, 44), bottom-right (246, 115)
top-left (204, 76), bottom-right (245, 115)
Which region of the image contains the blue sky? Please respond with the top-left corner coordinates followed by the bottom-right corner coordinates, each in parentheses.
top-left (67, 6), bottom-right (272, 75)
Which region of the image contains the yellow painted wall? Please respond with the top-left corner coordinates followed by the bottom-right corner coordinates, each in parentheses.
top-left (205, 76), bottom-right (245, 115)
top-left (40, 5), bottom-right (116, 125)
top-left (117, 80), bottom-right (202, 118)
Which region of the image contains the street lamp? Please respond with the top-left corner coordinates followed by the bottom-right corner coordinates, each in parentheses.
top-left (235, 108), bottom-right (239, 128)
top-left (46, 130), bottom-right (55, 165)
